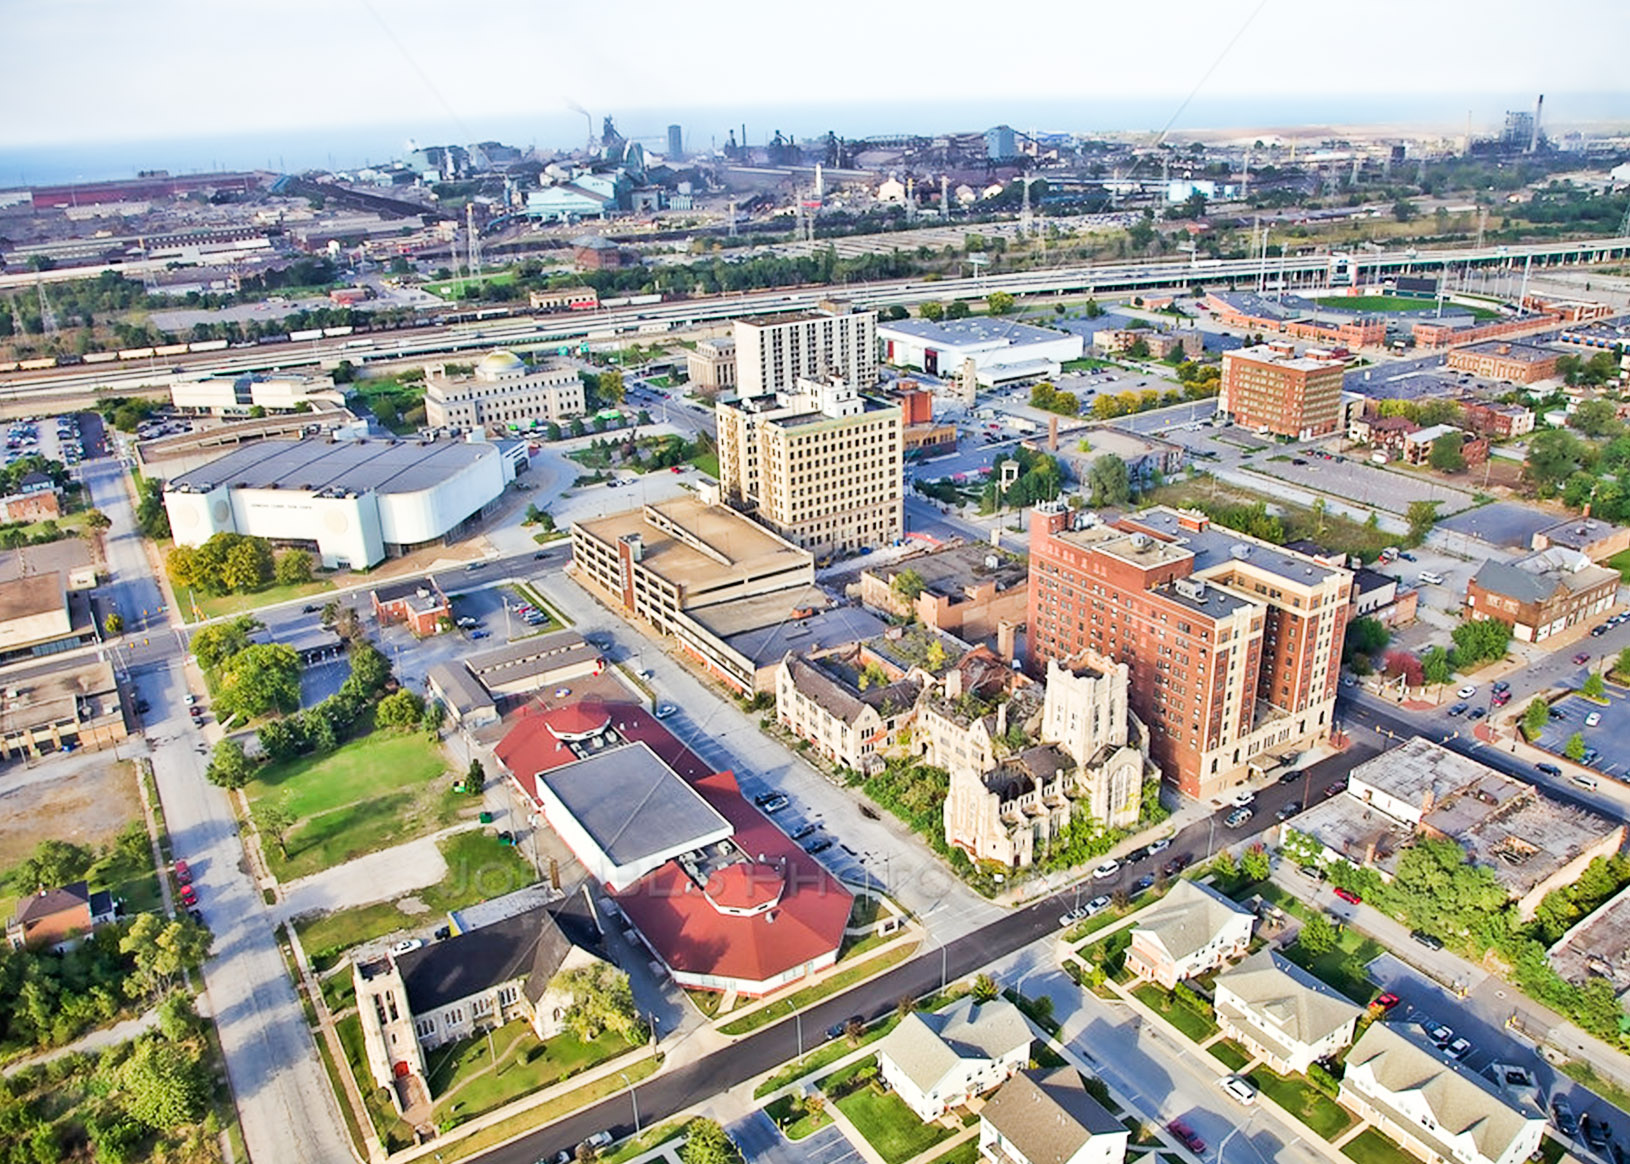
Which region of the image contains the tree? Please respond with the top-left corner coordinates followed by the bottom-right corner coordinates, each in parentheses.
top-left (221, 538), bottom-right (273, 592)
top-left (1565, 732), bottom-right (1587, 762)
top-left (1584, 672), bottom-right (1607, 699)
top-left (1421, 646), bottom-right (1453, 689)
top-left (84, 508), bottom-right (112, 532)
top-left (945, 300), bottom-right (971, 320)
top-left (919, 301), bottom-right (945, 322)
top-left (1087, 453), bottom-right (1131, 507)
top-left (274, 549), bottom-right (314, 586)
top-left (1569, 399), bottom-right (1622, 439)
top-left (1382, 650), bottom-right (1424, 688)
top-left (987, 291), bottom-right (1015, 315)
top-left (1241, 845), bottom-right (1271, 883)
top-left (1406, 499), bottom-right (1441, 543)
top-left (1428, 432), bottom-right (1466, 473)
top-left (466, 757), bottom-right (485, 791)
top-left (205, 738), bottom-right (253, 789)
top-left (1617, 646), bottom-right (1630, 679)
top-left (422, 698), bottom-right (447, 736)
top-left (1343, 617), bottom-right (1389, 666)
top-left (1083, 298), bottom-right (1104, 318)
top-left (552, 963), bottom-right (642, 1041)
top-left (103, 612), bottom-right (124, 636)
top-left (16, 838), bottom-right (93, 891)
top-left (1525, 429), bottom-right (1587, 497)
top-left (971, 973), bottom-right (1000, 1002)
top-left (121, 1037), bottom-right (210, 1129)
top-left (345, 640), bottom-right (391, 695)
top-left (1391, 198), bottom-right (1418, 222)
top-left (1299, 912), bottom-right (1338, 956)
top-left (1450, 618), bottom-right (1511, 667)
top-left (1211, 848), bottom-right (1239, 881)
top-left (1523, 698), bottom-right (1551, 740)
top-left (253, 795), bottom-right (297, 860)
top-left (681, 1119), bottom-right (739, 1164)
top-left (375, 689), bottom-right (425, 730)
top-left (890, 569), bottom-right (926, 603)
top-left (215, 642), bottom-right (301, 719)
top-left (597, 369), bottom-right (626, 406)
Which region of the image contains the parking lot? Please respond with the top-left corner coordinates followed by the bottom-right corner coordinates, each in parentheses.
top-left (730, 1111), bottom-right (861, 1164)
top-left (1530, 686), bottom-right (1630, 779)
top-left (1437, 501), bottom-right (1557, 552)
top-left (1249, 453), bottom-right (1477, 517)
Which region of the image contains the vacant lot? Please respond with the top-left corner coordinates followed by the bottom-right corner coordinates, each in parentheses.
top-left (1145, 476), bottom-right (1398, 561)
top-left (0, 759), bottom-right (140, 868)
top-left (247, 731), bottom-right (462, 880)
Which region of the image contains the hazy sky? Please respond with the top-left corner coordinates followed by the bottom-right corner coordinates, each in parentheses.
top-left (4, 0), bottom-right (1624, 149)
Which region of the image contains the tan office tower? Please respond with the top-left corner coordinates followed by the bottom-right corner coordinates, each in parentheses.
top-left (716, 374), bottom-right (902, 559)
top-left (733, 300), bottom-right (877, 397)
top-left (1218, 344), bottom-right (1345, 439)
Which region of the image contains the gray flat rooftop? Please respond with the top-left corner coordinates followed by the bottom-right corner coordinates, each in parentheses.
top-left (878, 317), bottom-right (1072, 348)
top-left (717, 603), bottom-right (889, 669)
top-left (166, 437), bottom-right (496, 495)
top-left (1128, 507), bottom-right (1341, 586)
top-left (867, 542), bottom-right (1028, 599)
top-left (1549, 883), bottom-right (1630, 993)
top-left (539, 743), bottom-right (730, 869)
top-left (1456, 340), bottom-right (1556, 362)
top-left (465, 631), bottom-right (595, 681)
top-left (1348, 736), bottom-right (1494, 813)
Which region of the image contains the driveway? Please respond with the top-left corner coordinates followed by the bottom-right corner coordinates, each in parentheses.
top-left (730, 1112), bottom-right (861, 1164)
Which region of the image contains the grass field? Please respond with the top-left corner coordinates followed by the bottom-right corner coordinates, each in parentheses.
top-left (182, 577), bottom-right (335, 622)
top-left (1144, 475), bottom-right (1396, 562)
top-left (1208, 1039), bottom-right (1251, 1071)
top-left (691, 451), bottom-right (720, 479)
top-left (1131, 983), bottom-right (1217, 1042)
top-left (1608, 547), bottom-right (1630, 584)
top-left (1314, 294), bottom-right (1500, 321)
top-left (1247, 1067), bottom-right (1355, 1138)
top-left (293, 830), bottom-right (535, 967)
top-left (837, 1085), bottom-right (955, 1164)
top-left (1341, 1128), bottom-right (1419, 1164)
top-left (426, 1019), bottom-right (638, 1124)
top-left (248, 730), bottom-right (463, 880)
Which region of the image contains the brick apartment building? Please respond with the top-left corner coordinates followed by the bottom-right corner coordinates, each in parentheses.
top-left (1459, 400), bottom-right (1536, 438)
top-left (1218, 345), bottom-right (1345, 439)
top-left (1026, 505), bottom-right (1351, 800)
top-left (1445, 341), bottom-right (1560, 384)
top-left (1465, 548), bottom-right (1619, 643)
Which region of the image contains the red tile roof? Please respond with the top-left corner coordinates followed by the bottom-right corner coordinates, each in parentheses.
top-left (704, 862), bottom-right (784, 912)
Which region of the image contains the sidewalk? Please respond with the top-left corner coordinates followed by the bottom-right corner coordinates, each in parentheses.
top-left (1, 1006), bottom-right (160, 1077)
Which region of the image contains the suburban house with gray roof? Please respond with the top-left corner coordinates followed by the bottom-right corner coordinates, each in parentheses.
top-left (1213, 950), bottom-right (1362, 1075)
top-left (876, 997), bottom-right (1034, 1120)
top-left (352, 904), bottom-right (607, 1115)
top-left (1125, 879), bottom-right (1254, 989)
top-left (1338, 1023), bottom-right (1544, 1164)
top-left (1465, 547), bottom-right (1619, 643)
top-left (980, 1068), bottom-right (1128, 1164)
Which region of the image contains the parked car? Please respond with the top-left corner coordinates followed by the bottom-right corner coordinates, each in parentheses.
top-left (1457, 685), bottom-right (1477, 699)
top-left (1298, 865), bottom-right (1326, 883)
top-left (1536, 762), bottom-right (1563, 777)
top-left (173, 860), bottom-right (191, 885)
top-left (1092, 859), bottom-right (1120, 880)
top-left (1219, 1075), bottom-right (1257, 1105)
top-left (1059, 906), bottom-right (1088, 928)
top-left (1373, 992), bottom-right (1401, 1012)
top-left (187, 908), bottom-right (204, 925)
top-left (1132, 874), bottom-right (1156, 894)
top-left (1448, 703), bottom-right (1468, 716)
top-left (1083, 895), bottom-right (1112, 917)
top-left (1423, 1022), bottom-right (1454, 1047)
top-left (791, 823), bottom-right (820, 841)
top-left (580, 1133), bottom-right (613, 1153)
top-left (1491, 680), bottom-right (1510, 694)
top-left (1446, 1037), bottom-right (1472, 1060)
top-left (826, 1016), bottom-right (863, 1040)
top-left (470, 630), bottom-right (490, 639)
top-left (1334, 887), bottom-right (1362, 905)
top-left (1231, 789), bottom-right (1256, 807)
top-left (1468, 707), bottom-right (1486, 721)
top-left (760, 794), bottom-right (790, 814)
top-left (1325, 781), bottom-right (1346, 798)
top-left (1412, 929), bottom-right (1445, 950)
top-left (302, 604), bottom-right (322, 613)
top-left (1276, 801), bottom-right (1302, 821)
top-left (1225, 807), bottom-right (1253, 828)
top-left (1584, 1116), bottom-right (1610, 1152)
top-left (179, 886), bottom-right (198, 907)
top-left (1587, 712), bottom-right (1602, 727)
top-left (1147, 837), bottom-right (1171, 854)
top-left (1552, 1095), bottom-right (1579, 1138)
top-left (654, 703), bottom-right (678, 719)
top-left (1491, 690), bottom-right (1511, 707)
top-left (1593, 624), bottom-right (1610, 637)
top-left (1162, 854), bottom-right (1193, 877)
top-left (804, 838), bottom-right (833, 855)
top-left (1166, 1120), bottom-right (1206, 1154)
top-left (390, 939), bottom-right (423, 955)
top-left (1574, 653), bottom-right (1593, 665)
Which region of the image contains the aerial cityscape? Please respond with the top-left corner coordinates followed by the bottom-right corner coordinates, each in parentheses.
top-left (2, 5), bottom-right (1630, 1164)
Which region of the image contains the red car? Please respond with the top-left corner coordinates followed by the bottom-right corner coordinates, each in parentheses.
top-left (1167, 1120), bottom-right (1206, 1154)
top-left (178, 886), bottom-right (198, 907)
top-left (1334, 887), bottom-right (1362, 905)
top-left (174, 859), bottom-right (191, 885)
top-left (1574, 653), bottom-right (1592, 665)
top-left (1373, 992), bottom-right (1401, 1011)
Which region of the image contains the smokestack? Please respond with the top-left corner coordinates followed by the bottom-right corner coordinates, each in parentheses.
top-left (1048, 414), bottom-right (1059, 451)
top-left (1529, 95), bottom-right (1543, 153)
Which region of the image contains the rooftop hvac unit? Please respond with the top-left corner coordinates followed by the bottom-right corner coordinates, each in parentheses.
top-left (985, 554), bottom-right (999, 569)
top-left (1231, 544), bottom-right (1251, 559)
top-left (1130, 533), bottom-right (1151, 551)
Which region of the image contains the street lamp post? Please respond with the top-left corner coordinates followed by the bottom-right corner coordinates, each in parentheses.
top-left (1216, 1109), bottom-right (1258, 1163)
top-left (619, 1072), bottom-right (640, 1134)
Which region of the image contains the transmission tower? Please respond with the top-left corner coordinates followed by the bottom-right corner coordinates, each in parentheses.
top-left (35, 277), bottom-right (58, 335)
top-left (466, 203), bottom-right (482, 279)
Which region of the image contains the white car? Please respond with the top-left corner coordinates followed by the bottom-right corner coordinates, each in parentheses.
top-left (1092, 859), bottom-right (1120, 880)
top-left (1231, 789), bottom-right (1256, 808)
top-left (654, 703), bottom-right (678, 719)
top-left (1586, 712), bottom-right (1602, 727)
top-left (1219, 1075), bottom-right (1257, 1105)
top-left (390, 939), bottom-right (423, 956)
top-left (1147, 837), bottom-right (1171, 855)
top-left (1457, 685), bottom-right (1477, 699)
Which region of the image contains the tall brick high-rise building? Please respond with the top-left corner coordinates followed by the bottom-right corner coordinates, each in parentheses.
top-left (1026, 505), bottom-right (1352, 800)
top-left (1218, 344), bottom-right (1345, 439)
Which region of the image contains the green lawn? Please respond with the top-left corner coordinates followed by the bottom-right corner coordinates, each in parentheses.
top-left (251, 731), bottom-right (448, 818)
top-left (837, 1085), bottom-right (955, 1164)
top-left (1341, 1128), bottom-right (1419, 1164)
top-left (1311, 294), bottom-right (1498, 321)
top-left (1247, 1068), bottom-right (1354, 1139)
top-left (924, 1141), bottom-right (980, 1164)
top-left (183, 578), bottom-right (335, 622)
top-left (249, 731), bottom-right (464, 880)
top-left (427, 1020), bottom-right (637, 1122)
top-left (335, 1013), bottom-right (417, 1152)
top-left (1608, 547), bottom-right (1630, 584)
top-left (764, 1094), bottom-right (834, 1140)
top-left (691, 451), bottom-right (720, 479)
top-left (294, 831), bottom-right (535, 968)
top-left (717, 940), bottom-right (919, 1036)
top-left (1131, 983), bottom-right (1217, 1042)
top-left (1208, 1039), bottom-right (1251, 1071)
top-left (1281, 928), bottom-right (1389, 1004)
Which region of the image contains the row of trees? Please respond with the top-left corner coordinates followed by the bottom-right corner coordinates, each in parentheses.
top-left (167, 533), bottom-right (313, 596)
top-left (191, 615), bottom-right (302, 724)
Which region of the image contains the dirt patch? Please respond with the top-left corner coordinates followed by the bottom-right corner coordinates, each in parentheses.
top-left (0, 760), bottom-right (141, 870)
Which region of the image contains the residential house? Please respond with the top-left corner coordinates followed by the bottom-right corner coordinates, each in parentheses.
top-left (876, 997), bottom-right (1034, 1121)
top-left (371, 576), bottom-right (450, 637)
top-left (1459, 401), bottom-right (1535, 439)
top-left (1338, 1023), bottom-right (1544, 1164)
top-left (6, 881), bottom-right (117, 951)
top-left (980, 1068), bottom-right (1128, 1164)
top-left (1349, 415), bottom-right (1418, 455)
top-left (1213, 950), bottom-right (1362, 1075)
top-left (354, 904), bottom-right (607, 1114)
top-left (1125, 880), bottom-right (1254, 989)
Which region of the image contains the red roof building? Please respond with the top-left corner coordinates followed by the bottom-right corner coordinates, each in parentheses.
top-left (496, 701), bottom-right (852, 996)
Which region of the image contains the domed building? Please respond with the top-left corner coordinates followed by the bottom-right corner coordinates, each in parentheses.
top-left (424, 349), bottom-right (585, 431)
